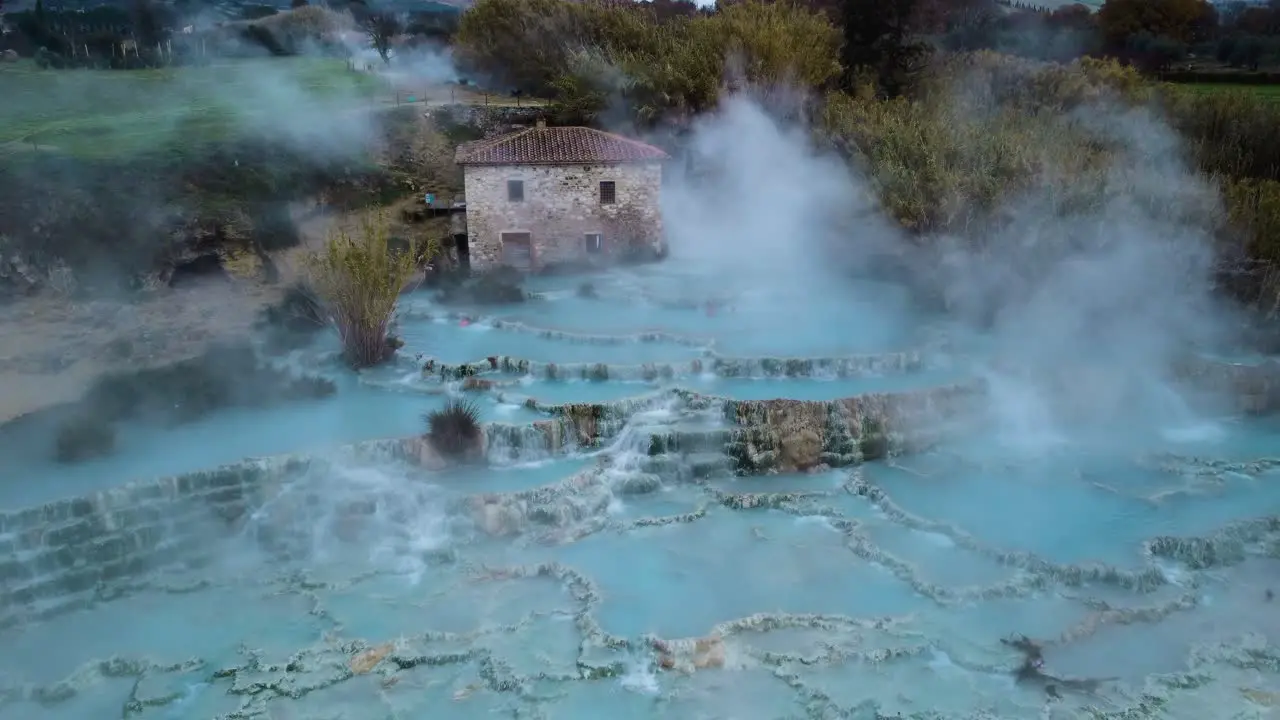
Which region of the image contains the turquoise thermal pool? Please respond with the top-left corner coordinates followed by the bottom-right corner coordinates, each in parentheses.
top-left (1, 264), bottom-right (1279, 720)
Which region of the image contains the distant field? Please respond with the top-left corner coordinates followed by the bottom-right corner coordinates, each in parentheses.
top-left (0, 57), bottom-right (544, 160)
top-left (1168, 82), bottom-right (1280, 102)
top-left (0, 57), bottom-right (388, 158)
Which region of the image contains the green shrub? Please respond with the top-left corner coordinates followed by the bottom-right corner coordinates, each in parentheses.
top-left (424, 399), bottom-right (483, 459)
top-left (307, 212), bottom-right (421, 368)
top-left (457, 0), bottom-right (840, 122)
top-left (1218, 177), bottom-right (1280, 313)
top-left (258, 281), bottom-right (327, 335)
top-left (1162, 87), bottom-right (1280, 182)
top-left (823, 53), bottom-right (1154, 238)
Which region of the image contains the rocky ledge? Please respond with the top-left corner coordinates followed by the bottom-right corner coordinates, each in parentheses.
top-left (421, 350), bottom-right (929, 383)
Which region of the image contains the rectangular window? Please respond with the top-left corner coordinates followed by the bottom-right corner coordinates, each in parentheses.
top-left (584, 233), bottom-right (603, 254)
top-left (507, 180), bottom-right (524, 202)
top-left (599, 180), bottom-right (616, 205)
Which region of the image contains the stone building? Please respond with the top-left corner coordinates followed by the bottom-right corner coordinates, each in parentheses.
top-left (454, 120), bottom-right (669, 271)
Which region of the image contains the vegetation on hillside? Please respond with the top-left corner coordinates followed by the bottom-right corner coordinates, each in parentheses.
top-left (0, 57), bottom-right (381, 157)
top-left (453, 0), bottom-right (1280, 312)
top-left (5, 0), bottom-right (1280, 319)
top-left (1, 3), bottom-right (459, 68)
top-left (456, 0), bottom-right (839, 121)
top-left (0, 77), bottom-right (466, 298)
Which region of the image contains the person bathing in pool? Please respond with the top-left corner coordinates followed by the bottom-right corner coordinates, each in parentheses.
top-left (1003, 634), bottom-right (1116, 699)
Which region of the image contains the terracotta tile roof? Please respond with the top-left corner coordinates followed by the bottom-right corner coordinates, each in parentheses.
top-left (455, 126), bottom-right (670, 166)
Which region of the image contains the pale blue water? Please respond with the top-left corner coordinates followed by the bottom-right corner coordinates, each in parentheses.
top-left (395, 312), bottom-right (713, 364)
top-left (2, 264), bottom-right (1280, 720)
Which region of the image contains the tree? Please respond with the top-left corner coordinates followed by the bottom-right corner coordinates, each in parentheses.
top-left (365, 10), bottom-right (400, 65)
top-left (1127, 30), bottom-right (1187, 72)
top-left (647, 0), bottom-right (701, 22)
top-left (132, 0), bottom-right (169, 48)
top-left (841, 0), bottom-right (931, 97)
top-left (1097, 0), bottom-right (1217, 51)
top-left (292, 0), bottom-right (309, 7)
top-left (1047, 3), bottom-right (1095, 31)
top-left (1233, 6), bottom-right (1274, 35)
top-left (455, 0), bottom-right (657, 95)
top-left (1225, 34), bottom-right (1266, 69)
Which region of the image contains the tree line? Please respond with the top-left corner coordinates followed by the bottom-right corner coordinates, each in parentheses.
top-left (0, 0), bottom-right (461, 68)
top-left (8, 0), bottom-right (1280, 79)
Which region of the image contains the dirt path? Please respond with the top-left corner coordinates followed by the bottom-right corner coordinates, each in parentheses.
top-left (0, 199), bottom-right (380, 425)
top-left (0, 278), bottom-right (281, 425)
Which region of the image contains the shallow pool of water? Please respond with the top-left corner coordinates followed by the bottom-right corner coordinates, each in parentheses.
top-left (682, 372), bottom-right (962, 400)
top-left (476, 269), bottom-right (925, 356)
top-left (3, 264), bottom-right (1280, 720)
top-left (0, 374), bottom-right (449, 508)
top-left (397, 313), bottom-right (712, 364)
top-left (5, 423), bottom-right (1280, 719)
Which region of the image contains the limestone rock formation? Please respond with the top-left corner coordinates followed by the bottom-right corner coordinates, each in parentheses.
top-left (653, 635), bottom-right (727, 672)
top-left (349, 643), bottom-right (393, 674)
top-left (467, 495), bottom-right (526, 536)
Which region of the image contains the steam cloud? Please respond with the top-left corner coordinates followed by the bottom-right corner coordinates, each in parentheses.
top-left (648, 80), bottom-right (1245, 454)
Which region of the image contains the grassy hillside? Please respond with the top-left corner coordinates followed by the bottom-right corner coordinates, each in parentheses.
top-left (0, 57), bottom-right (546, 160)
top-left (0, 58), bottom-right (385, 159)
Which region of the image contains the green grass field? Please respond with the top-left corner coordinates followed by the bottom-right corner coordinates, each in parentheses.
top-left (0, 57), bottom-right (550, 161)
top-left (1167, 82), bottom-right (1280, 102)
top-left (0, 57), bottom-right (388, 159)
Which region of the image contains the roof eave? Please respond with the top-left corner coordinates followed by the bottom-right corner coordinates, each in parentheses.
top-left (457, 156), bottom-right (669, 167)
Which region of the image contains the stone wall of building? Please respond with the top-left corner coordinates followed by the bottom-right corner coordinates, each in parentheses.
top-left (461, 162), bottom-right (664, 270)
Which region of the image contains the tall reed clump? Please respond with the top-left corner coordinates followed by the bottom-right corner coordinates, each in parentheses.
top-left (307, 212), bottom-right (419, 369)
top-left (1219, 177), bottom-right (1280, 314)
top-left (1161, 88), bottom-right (1280, 182)
top-left (821, 55), bottom-right (1126, 239)
top-left (1161, 88), bottom-right (1280, 311)
top-left (822, 54), bottom-right (1194, 244)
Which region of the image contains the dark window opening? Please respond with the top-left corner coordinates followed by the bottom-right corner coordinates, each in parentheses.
top-left (455, 233), bottom-right (471, 270)
top-left (507, 180), bottom-right (524, 202)
top-left (599, 180), bottom-right (616, 205)
top-left (585, 233), bottom-right (603, 254)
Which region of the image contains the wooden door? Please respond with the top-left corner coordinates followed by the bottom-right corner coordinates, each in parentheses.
top-left (501, 232), bottom-right (533, 271)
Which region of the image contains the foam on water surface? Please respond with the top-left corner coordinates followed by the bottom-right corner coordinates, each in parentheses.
top-left (430, 457), bottom-right (595, 494)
